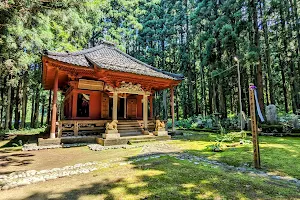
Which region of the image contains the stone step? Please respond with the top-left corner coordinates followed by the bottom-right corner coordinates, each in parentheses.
top-left (118, 128), bottom-right (142, 131)
top-left (120, 132), bottom-right (143, 136)
top-left (117, 124), bottom-right (141, 127)
top-left (128, 139), bottom-right (157, 143)
top-left (126, 135), bottom-right (171, 142)
top-left (119, 130), bottom-right (142, 134)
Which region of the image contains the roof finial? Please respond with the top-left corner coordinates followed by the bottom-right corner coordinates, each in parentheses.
top-left (100, 39), bottom-right (116, 47)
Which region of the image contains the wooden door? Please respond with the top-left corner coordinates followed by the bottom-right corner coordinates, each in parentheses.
top-left (127, 98), bottom-right (137, 118)
top-left (101, 93), bottom-right (109, 118)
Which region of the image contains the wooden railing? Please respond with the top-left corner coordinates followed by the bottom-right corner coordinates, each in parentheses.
top-left (57, 119), bottom-right (158, 137)
top-left (57, 120), bottom-right (108, 137)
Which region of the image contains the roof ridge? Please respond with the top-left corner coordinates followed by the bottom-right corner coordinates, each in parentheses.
top-left (46, 45), bottom-right (105, 57)
top-left (111, 47), bottom-right (184, 80)
top-left (45, 39), bottom-right (115, 57)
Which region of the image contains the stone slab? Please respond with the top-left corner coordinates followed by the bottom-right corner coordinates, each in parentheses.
top-left (96, 138), bottom-right (128, 146)
top-left (105, 129), bottom-right (118, 134)
top-left (142, 130), bottom-right (150, 135)
top-left (38, 138), bottom-right (61, 146)
top-left (61, 136), bottom-right (97, 144)
top-left (102, 133), bottom-right (120, 139)
top-left (96, 135), bottom-right (171, 146)
top-left (153, 131), bottom-right (169, 136)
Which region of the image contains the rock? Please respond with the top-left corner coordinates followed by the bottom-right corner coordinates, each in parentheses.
top-left (292, 116), bottom-right (299, 129)
top-left (266, 104), bottom-right (278, 124)
top-left (238, 111), bottom-right (247, 129)
top-left (206, 119), bottom-right (213, 129)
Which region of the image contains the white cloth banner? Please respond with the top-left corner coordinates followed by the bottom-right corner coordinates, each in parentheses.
top-left (254, 89), bottom-right (265, 122)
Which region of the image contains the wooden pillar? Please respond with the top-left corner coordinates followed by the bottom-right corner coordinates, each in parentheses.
top-left (72, 91), bottom-right (78, 118)
top-left (249, 83), bottom-right (261, 168)
top-left (124, 95), bottom-right (127, 119)
top-left (143, 94), bottom-right (148, 132)
top-left (171, 87), bottom-right (175, 132)
top-left (46, 90), bottom-right (52, 125)
top-left (50, 69), bottom-right (58, 138)
top-left (112, 92), bottom-right (118, 120)
top-left (149, 95), bottom-right (153, 119)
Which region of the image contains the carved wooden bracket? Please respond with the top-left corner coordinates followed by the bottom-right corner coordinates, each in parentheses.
top-left (104, 81), bottom-right (151, 95)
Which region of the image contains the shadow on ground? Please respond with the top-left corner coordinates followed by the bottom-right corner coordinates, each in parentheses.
top-left (0, 135), bottom-right (39, 148)
top-left (0, 152), bottom-right (35, 174)
top-left (11, 152), bottom-right (300, 200)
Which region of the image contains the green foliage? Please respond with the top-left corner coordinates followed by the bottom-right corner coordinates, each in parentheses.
top-left (1, 0), bottom-right (300, 132)
top-left (206, 142), bottom-right (223, 152)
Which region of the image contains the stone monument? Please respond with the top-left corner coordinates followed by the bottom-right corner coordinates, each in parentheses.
top-left (154, 119), bottom-right (168, 136)
top-left (265, 104), bottom-right (278, 124)
top-left (238, 111), bottom-right (247, 129)
top-left (102, 120), bottom-right (120, 139)
top-left (292, 116), bottom-right (300, 129)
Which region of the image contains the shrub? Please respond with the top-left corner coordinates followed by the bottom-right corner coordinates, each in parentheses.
top-left (206, 143), bottom-right (223, 152)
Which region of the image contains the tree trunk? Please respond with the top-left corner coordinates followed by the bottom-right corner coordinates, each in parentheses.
top-left (33, 85), bottom-right (40, 128)
top-left (251, 0), bottom-right (264, 114)
top-left (0, 86), bottom-right (4, 129)
top-left (41, 97), bottom-right (45, 126)
top-left (5, 84), bottom-right (11, 130)
top-left (279, 1), bottom-right (296, 112)
top-left (286, 1), bottom-right (299, 112)
top-left (280, 56), bottom-right (289, 113)
top-left (14, 80), bottom-right (21, 129)
top-left (175, 87), bottom-right (179, 121)
top-left (9, 87), bottom-right (14, 130)
top-left (21, 71), bottom-right (28, 129)
top-left (194, 67), bottom-right (199, 115)
top-left (219, 80), bottom-right (226, 118)
top-left (208, 79), bottom-right (213, 115)
top-left (260, 0), bottom-right (275, 105)
top-left (264, 73), bottom-right (269, 106)
top-left (290, 0), bottom-right (300, 105)
top-left (30, 93), bottom-right (35, 128)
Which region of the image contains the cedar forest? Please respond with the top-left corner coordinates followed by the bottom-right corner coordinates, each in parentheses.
top-left (0, 0), bottom-right (299, 130)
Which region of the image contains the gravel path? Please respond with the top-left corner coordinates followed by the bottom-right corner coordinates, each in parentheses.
top-left (6, 141), bottom-right (300, 191)
top-left (138, 141), bottom-right (181, 155)
top-left (0, 162), bottom-right (99, 190)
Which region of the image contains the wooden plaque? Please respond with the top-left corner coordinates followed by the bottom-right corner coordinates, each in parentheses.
top-left (78, 79), bottom-right (104, 91)
top-left (101, 93), bottom-right (109, 119)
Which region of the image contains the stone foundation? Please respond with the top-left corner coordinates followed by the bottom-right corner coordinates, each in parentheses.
top-left (102, 129), bottom-right (120, 139)
top-left (38, 138), bottom-right (61, 146)
top-left (96, 138), bottom-right (128, 146)
top-left (153, 130), bottom-right (169, 136)
top-left (61, 136), bottom-right (96, 144)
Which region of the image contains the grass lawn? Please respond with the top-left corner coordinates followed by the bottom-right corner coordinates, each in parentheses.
top-left (0, 131), bottom-right (300, 200)
top-left (171, 131), bottom-right (300, 179)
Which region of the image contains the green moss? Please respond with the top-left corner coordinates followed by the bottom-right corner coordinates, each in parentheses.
top-left (172, 131), bottom-right (300, 179)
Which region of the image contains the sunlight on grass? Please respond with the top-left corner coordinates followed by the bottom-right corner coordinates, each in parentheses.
top-left (1, 130), bottom-right (300, 199)
top-left (171, 131), bottom-right (300, 179)
top-left (181, 183), bottom-right (196, 188)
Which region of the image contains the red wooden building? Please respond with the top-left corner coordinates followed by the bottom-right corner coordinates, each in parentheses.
top-left (42, 40), bottom-right (183, 143)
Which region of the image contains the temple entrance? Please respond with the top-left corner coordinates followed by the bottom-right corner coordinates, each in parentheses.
top-left (109, 97), bottom-right (113, 118)
top-left (127, 98), bottom-right (137, 119)
top-left (118, 98), bottom-right (125, 119)
top-left (77, 93), bottom-right (90, 117)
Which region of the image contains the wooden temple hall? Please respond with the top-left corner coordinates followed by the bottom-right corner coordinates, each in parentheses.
top-left (42, 40), bottom-right (183, 145)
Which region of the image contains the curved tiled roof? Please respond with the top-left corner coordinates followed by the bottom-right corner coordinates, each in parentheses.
top-left (45, 40), bottom-right (184, 81)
